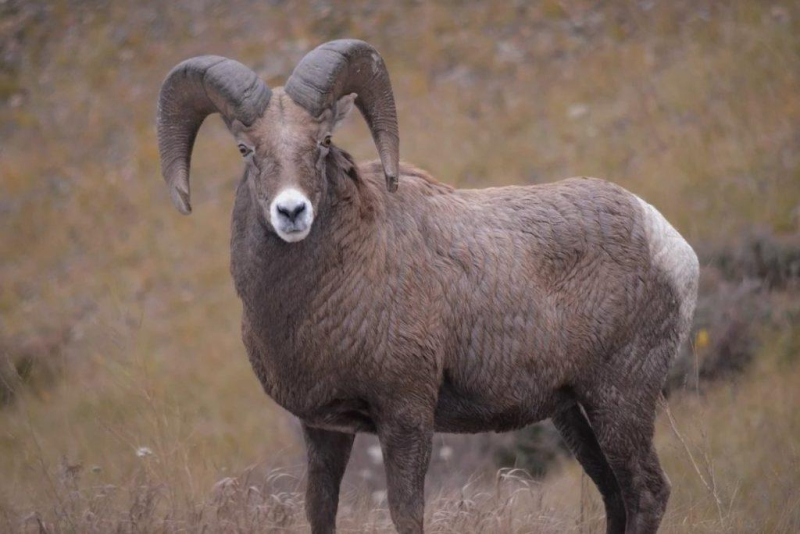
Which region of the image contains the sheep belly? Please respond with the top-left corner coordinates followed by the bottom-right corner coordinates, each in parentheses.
top-left (432, 371), bottom-right (573, 433)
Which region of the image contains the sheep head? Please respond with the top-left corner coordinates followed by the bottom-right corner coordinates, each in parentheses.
top-left (156, 39), bottom-right (399, 242)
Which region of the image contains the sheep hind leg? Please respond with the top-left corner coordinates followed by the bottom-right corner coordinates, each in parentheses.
top-left (581, 391), bottom-right (670, 534)
top-left (552, 403), bottom-right (627, 534)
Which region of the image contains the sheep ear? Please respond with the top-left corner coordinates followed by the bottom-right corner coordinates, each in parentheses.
top-left (332, 93), bottom-right (356, 130)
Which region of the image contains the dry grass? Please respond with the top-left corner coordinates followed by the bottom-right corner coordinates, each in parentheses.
top-left (1, 349), bottom-right (798, 532)
top-left (1, 0), bottom-right (799, 532)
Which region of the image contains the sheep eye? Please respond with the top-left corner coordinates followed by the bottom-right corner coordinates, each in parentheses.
top-left (238, 144), bottom-right (252, 157)
top-left (321, 135), bottom-right (332, 148)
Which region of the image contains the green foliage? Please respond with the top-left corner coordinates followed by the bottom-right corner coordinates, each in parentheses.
top-left (494, 422), bottom-right (569, 479)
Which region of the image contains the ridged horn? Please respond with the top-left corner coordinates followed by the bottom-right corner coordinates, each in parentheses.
top-left (284, 39), bottom-right (400, 192)
top-left (157, 56), bottom-right (271, 214)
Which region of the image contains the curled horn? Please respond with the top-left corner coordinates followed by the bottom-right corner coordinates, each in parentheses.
top-left (284, 39), bottom-right (400, 192)
top-left (157, 56), bottom-right (271, 214)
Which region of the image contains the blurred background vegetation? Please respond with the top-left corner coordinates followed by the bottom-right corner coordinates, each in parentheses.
top-left (1, 0), bottom-right (799, 531)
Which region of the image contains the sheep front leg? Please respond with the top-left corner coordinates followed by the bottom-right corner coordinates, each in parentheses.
top-left (378, 415), bottom-right (434, 534)
top-left (302, 425), bottom-right (355, 534)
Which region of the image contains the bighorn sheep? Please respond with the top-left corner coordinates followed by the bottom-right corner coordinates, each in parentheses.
top-left (157, 39), bottom-right (699, 534)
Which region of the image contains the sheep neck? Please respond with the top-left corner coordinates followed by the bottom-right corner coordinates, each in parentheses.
top-left (230, 148), bottom-right (380, 357)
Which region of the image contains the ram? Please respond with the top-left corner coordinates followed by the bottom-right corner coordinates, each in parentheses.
top-left (157, 39), bottom-right (698, 534)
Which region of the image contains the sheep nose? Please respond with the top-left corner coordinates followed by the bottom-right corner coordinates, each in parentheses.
top-left (276, 200), bottom-right (307, 223)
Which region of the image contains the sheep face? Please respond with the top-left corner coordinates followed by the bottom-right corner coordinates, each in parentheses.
top-left (229, 89), bottom-right (356, 243)
top-left (157, 42), bottom-right (398, 218)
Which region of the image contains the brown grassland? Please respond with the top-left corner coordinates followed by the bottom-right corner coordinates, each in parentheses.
top-left (1, 1), bottom-right (799, 532)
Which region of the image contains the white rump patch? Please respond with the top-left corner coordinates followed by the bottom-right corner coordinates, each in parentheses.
top-left (636, 196), bottom-right (699, 333)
